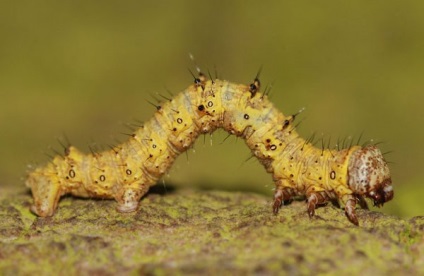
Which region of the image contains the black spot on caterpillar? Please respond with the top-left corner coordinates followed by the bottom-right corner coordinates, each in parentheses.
top-left (26, 71), bottom-right (393, 226)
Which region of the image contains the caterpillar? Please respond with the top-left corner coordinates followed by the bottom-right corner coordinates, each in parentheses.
top-left (26, 71), bottom-right (393, 226)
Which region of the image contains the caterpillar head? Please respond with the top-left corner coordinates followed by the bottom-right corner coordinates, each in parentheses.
top-left (348, 145), bottom-right (393, 207)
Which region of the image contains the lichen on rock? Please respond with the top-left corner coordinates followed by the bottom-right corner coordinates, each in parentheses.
top-left (0, 186), bottom-right (422, 275)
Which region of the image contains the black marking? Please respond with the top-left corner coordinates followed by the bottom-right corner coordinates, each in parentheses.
top-left (249, 83), bottom-right (258, 95)
top-left (69, 169), bottom-right (76, 178)
top-left (188, 69), bottom-right (206, 91)
top-left (207, 101), bottom-right (213, 107)
top-left (249, 67), bottom-right (262, 96)
top-left (126, 169), bottom-right (132, 175)
top-left (283, 109), bottom-right (304, 131)
top-left (330, 171), bottom-right (336, 180)
top-left (99, 175), bottom-right (106, 182)
top-left (244, 114), bottom-right (250, 120)
top-left (188, 69), bottom-right (201, 84)
top-left (282, 119), bottom-right (290, 130)
top-left (198, 105), bottom-right (205, 111)
top-left (177, 118), bottom-right (183, 124)
top-left (270, 145), bottom-right (277, 151)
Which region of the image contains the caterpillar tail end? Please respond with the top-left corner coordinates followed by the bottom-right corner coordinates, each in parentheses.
top-left (25, 172), bottom-right (61, 217)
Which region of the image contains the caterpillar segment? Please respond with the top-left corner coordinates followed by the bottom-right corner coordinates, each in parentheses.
top-left (26, 72), bottom-right (393, 225)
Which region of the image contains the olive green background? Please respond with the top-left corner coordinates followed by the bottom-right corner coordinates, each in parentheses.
top-left (1, 1), bottom-right (423, 218)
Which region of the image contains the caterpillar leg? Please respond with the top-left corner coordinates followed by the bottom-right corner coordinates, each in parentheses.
top-left (26, 174), bottom-right (62, 217)
top-left (356, 195), bottom-right (369, 210)
top-left (306, 192), bottom-right (328, 218)
top-left (115, 186), bottom-right (148, 213)
top-left (344, 195), bottom-right (359, 226)
top-left (273, 187), bottom-right (292, 214)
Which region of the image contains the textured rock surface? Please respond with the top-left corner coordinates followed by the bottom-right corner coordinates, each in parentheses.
top-left (0, 186), bottom-right (422, 275)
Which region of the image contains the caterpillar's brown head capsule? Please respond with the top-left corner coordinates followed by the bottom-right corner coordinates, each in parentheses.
top-left (348, 145), bottom-right (393, 207)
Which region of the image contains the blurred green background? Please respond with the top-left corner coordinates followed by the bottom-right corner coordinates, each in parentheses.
top-left (1, 1), bottom-right (423, 218)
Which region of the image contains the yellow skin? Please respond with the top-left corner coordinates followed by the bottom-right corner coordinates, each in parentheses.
top-left (26, 75), bottom-right (393, 225)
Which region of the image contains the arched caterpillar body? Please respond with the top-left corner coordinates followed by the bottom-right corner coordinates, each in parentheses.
top-left (26, 73), bottom-right (393, 225)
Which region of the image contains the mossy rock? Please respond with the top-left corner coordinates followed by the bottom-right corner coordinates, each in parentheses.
top-left (0, 186), bottom-right (422, 275)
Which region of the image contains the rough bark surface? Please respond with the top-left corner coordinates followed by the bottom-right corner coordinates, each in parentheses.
top-left (0, 186), bottom-right (422, 275)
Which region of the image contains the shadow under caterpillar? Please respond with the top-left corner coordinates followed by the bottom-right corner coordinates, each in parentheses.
top-left (26, 72), bottom-right (393, 225)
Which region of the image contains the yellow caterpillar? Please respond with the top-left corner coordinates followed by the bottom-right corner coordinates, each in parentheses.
top-left (26, 72), bottom-right (393, 225)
